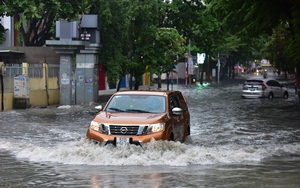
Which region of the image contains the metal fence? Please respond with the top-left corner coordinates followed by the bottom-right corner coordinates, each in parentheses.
top-left (48, 64), bottom-right (59, 78)
top-left (4, 64), bottom-right (22, 92)
top-left (28, 64), bottom-right (43, 78)
top-left (5, 64), bottom-right (22, 78)
top-left (3, 63), bottom-right (59, 92)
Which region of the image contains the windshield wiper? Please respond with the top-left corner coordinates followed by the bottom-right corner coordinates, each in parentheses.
top-left (108, 107), bottom-right (124, 112)
top-left (125, 109), bottom-right (150, 113)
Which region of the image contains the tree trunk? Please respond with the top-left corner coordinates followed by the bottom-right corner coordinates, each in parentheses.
top-left (0, 74), bottom-right (3, 111)
top-left (129, 74), bottom-right (133, 90)
top-left (166, 72), bottom-right (170, 90)
top-left (158, 74), bottom-right (162, 89)
top-left (206, 55), bottom-right (210, 81)
top-left (134, 80), bottom-right (139, 90)
top-left (116, 77), bottom-right (123, 92)
top-left (200, 64), bottom-right (204, 85)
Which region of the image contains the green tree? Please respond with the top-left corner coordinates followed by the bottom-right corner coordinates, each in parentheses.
top-left (94, 0), bottom-right (212, 90)
top-left (94, 0), bottom-right (227, 90)
top-left (127, 0), bottom-right (160, 90)
top-left (94, 0), bottom-right (130, 91)
top-left (95, 0), bottom-right (162, 91)
top-left (263, 24), bottom-right (294, 77)
top-left (191, 10), bottom-right (224, 81)
top-left (0, 1), bottom-right (8, 44)
top-left (139, 27), bottom-right (186, 89)
top-left (205, 0), bottom-right (300, 71)
top-left (3, 0), bottom-right (93, 46)
top-left (0, 20), bottom-right (6, 44)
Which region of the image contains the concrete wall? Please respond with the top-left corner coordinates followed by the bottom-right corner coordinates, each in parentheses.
top-left (29, 90), bottom-right (48, 107)
top-left (48, 89), bottom-right (60, 105)
top-left (0, 89), bottom-right (60, 110)
top-left (29, 89), bottom-right (60, 107)
top-left (0, 60), bottom-right (60, 110)
top-left (29, 77), bottom-right (59, 90)
top-left (29, 77), bottom-right (60, 107)
top-left (0, 46), bottom-right (59, 65)
top-left (48, 77), bottom-right (59, 89)
top-left (0, 92), bottom-right (14, 110)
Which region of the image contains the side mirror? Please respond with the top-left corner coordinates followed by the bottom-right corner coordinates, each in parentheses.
top-left (172, 107), bottom-right (182, 115)
top-left (95, 105), bottom-right (102, 110)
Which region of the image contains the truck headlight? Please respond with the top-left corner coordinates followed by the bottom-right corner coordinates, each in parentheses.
top-left (90, 121), bottom-right (105, 132)
top-left (148, 122), bottom-right (165, 133)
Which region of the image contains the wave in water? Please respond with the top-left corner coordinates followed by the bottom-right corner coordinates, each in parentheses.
top-left (0, 138), bottom-right (299, 166)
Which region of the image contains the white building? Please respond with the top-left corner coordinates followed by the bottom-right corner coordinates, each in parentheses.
top-left (1, 16), bottom-right (15, 47)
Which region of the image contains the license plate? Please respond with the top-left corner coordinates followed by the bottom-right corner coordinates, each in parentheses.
top-left (250, 88), bottom-right (255, 91)
top-left (116, 137), bottom-right (130, 146)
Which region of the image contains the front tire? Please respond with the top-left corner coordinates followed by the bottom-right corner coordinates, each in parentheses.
top-left (169, 133), bottom-right (174, 141)
top-left (283, 92), bottom-right (288, 99)
top-left (186, 125), bottom-right (190, 136)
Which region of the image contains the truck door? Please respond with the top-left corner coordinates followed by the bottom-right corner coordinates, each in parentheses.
top-left (169, 94), bottom-right (184, 141)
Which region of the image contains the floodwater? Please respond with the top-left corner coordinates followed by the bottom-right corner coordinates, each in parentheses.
top-left (1, 75), bottom-right (300, 188)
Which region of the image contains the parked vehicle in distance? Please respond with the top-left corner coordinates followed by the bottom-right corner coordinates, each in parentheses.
top-left (86, 90), bottom-right (190, 146)
top-left (242, 79), bottom-right (289, 99)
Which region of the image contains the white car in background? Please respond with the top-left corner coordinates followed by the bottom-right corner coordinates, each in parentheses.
top-left (242, 79), bottom-right (289, 99)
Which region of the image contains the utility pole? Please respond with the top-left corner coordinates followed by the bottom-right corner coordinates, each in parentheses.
top-left (217, 53), bottom-right (220, 83)
top-left (0, 63), bottom-right (4, 111)
top-left (188, 39), bottom-right (191, 87)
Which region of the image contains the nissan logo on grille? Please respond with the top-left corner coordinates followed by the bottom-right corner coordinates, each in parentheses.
top-left (120, 127), bottom-right (128, 134)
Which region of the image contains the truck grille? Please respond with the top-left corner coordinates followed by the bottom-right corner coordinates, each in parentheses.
top-left (109, 125), bottom-right (148, 135)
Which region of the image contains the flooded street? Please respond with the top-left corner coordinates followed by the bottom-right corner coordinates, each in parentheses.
top-left (1, 75), bottom-right (300, 187)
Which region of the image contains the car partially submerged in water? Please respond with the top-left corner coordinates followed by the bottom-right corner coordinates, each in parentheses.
top-left (86, 90), bottom-right (190, 146)
top-left (242, 78), bottom-right (289, 99)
